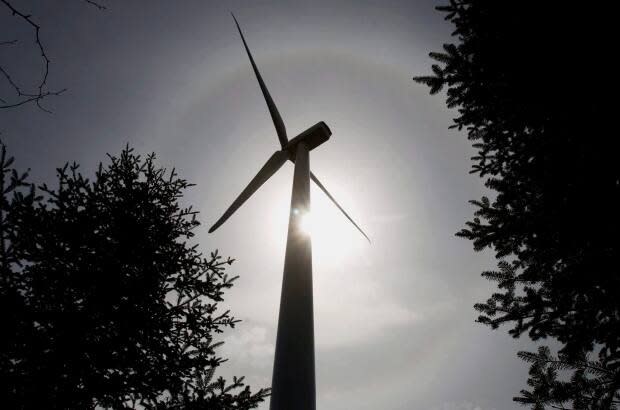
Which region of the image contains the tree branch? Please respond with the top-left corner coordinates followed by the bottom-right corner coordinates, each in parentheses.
top-left (82, 0), bottom-right (107, 10)
top-left (0, 88), bottom-right (67, 112)
top-left (1, 0), bottom-right (51, 97)
top-left (0, 0), bottom-right (105, 111)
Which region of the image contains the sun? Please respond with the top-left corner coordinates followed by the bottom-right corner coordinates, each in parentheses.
top-left (299, 211), bottom-right (315, 236)
top-left (263, 183), bottom-right (368, 266)
top-left (299, 185), bottom-right (367, 264)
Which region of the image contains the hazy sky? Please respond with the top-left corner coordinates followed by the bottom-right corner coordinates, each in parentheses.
top-left (2, 1), bottom-right (537, 409)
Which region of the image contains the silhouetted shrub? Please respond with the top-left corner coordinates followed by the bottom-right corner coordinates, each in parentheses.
top-left (0, 143), bottom-right (268, 409)
top-left (415, 1), bottom-right (618, 408)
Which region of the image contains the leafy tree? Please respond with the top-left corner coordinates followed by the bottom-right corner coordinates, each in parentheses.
top-left (0, 143), bottom-right (269, 409)
top-left (415, 1), bottom-right (619, 408)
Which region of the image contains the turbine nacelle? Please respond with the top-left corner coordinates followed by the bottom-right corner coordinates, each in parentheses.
top-left (285, 121), bottom-right (331, 159)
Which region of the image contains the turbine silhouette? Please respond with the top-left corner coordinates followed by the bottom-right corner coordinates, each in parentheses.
top-left (209, 14), bottom-right (370, 410)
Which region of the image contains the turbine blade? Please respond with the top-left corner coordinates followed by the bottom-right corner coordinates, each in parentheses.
top-left (310, 171), bottom-right (371, 243)
top-left (209, 150), bottom-right (289, 233)
top-left (231, 13), bottom-right (288, 149)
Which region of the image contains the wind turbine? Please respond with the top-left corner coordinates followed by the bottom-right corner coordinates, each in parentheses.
top-left (209, 14), bottom-right (370, 410)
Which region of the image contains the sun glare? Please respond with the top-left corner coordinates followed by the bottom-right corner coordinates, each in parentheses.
top-left (299, 211), bottom-right (315, 235)
top-left (264, 184), bottom-right (368, 267)
top-left (303, 186), bottom-right (367, 265)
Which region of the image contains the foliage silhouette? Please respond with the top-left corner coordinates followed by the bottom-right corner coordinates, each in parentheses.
top-left (0, 143), bottom-right (269, 409)
top-left (415, 1), bottom-right (618, 408)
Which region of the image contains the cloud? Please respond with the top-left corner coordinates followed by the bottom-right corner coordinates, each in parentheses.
top-left (369, 211), bottom-right (410, 224)
top-left (429, 401), bottom-right (495, 410)
top-left (221, 325), bottom-right (274, 369)
top-left (315, 268), bottom-right (423, 347)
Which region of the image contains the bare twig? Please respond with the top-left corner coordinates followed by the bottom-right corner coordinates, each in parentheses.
top-left (1, 0), bottom-right (51, 98)
top-left (0, 65), bottom-right (24, 95)
top-left (83, 0), bottom-right (107, 10)
top-left (0, 89), bottom-right (67, 112)
top-left (0, 0), bottom-right (105, 111)
top-left (0, 64), bottom-right (66, 113)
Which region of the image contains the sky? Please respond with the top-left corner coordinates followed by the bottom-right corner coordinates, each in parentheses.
top-left (2, 1), bottom-right (537, 409)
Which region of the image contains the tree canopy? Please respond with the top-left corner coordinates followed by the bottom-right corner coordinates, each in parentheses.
top-left (415, 1), bottom-right (618, 408)
top-left (0, 143), bottom-right (269, 409)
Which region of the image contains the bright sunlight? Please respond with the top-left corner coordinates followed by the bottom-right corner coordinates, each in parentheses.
top-left (303, 185), bottom-right (367, 265)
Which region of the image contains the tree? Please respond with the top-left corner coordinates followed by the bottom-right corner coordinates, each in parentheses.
top-left (414, 1), bottom-right (619, 408)
top-left (0, 143), bottom-right (269, 409)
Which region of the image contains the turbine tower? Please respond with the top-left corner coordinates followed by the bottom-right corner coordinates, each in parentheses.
top-left (209, 14), bottom-right (369, 410)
